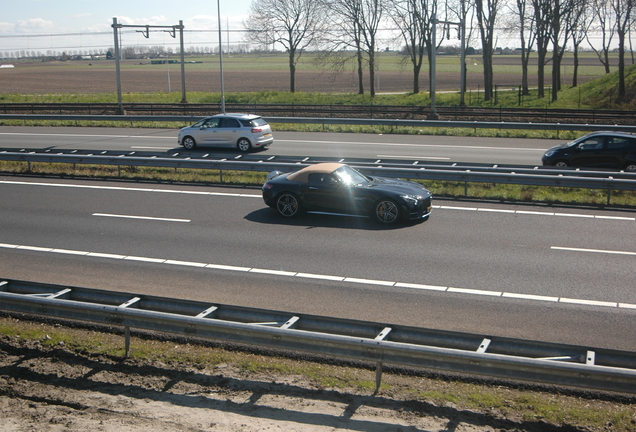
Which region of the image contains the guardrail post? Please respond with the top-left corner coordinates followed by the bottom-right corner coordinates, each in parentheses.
top-left (607, 190), bottom-right (612, 205)
top-left (124, 326), bottom-right (131, 358)
top-left (374, 361), bottom-right (383, 395)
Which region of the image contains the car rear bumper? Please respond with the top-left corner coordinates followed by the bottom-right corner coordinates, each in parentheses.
top-left (254, 139), bottom-right (273, 148)
top-left (262, 190), bottom-right (276, 207)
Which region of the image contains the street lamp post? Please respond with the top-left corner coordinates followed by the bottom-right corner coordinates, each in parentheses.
top-left (217, 0), bottom-right (226, 114)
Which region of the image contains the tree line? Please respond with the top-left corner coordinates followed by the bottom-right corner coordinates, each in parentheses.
top-left (244, 0), bottom-right (636, 102)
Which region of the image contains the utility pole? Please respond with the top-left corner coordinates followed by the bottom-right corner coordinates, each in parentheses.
top-left (111, 18), bottom-right (188, 113)
top-left (429, 16), bottom-right (467, 119)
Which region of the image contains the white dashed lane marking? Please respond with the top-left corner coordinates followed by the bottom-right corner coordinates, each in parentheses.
top-left (1, 242), bottom-right (635, 311)
top-left (2, 180), bottom-right (634, 221)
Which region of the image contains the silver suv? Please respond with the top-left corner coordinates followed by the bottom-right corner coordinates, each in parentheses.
top-left (178, 113), bottom-right (273, 152)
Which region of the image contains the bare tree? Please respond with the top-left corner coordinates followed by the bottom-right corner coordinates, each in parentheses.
top-left (587, 0), bottom-right (615, 74)
top-left (329, 0), bottom-right (385, 97)
top-left (447, 0), bottom-right (475, 104)
top-left (570, 0), bottom-right (592, 87)
top-left (532, 0), bottom-right (552, 98)
top-left (324, 0), bottom-right (366, 94)
top-left (505, 0), bottom-right (537, 95)
top-left (474, 0), bottom-right (501, 102)
top-left (245, 0), bottom-right (326, 92)
top-left (611, 0), bottom-right (635, 99)
top-left (549, 0), bottom-right (578, 101)
top-left (388, 0), bottom-right (438, 94)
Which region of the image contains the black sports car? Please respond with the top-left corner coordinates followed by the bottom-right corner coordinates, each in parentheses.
top-left (262, 163), bottom-right (432, 224)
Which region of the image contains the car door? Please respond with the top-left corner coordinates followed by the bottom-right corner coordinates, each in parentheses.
top-left (604, 137), bottom-right (630, 169)
top-left (192, 117), bottom-right (220, 145)
top-left (216, 117), bottom-right (242, 146)
top-left (303, 173), bottom-right (349, 213)
top-left (570, 136), bottom-right (607, 168)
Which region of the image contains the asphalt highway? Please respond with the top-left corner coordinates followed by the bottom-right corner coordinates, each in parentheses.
top-left (0, 126), bottom-right (551, 166)
top-left (1, 176), bottom-right (635, 351)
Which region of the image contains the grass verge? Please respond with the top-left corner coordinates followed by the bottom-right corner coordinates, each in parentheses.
top-left (1, 315), bottom-right (634, 431)
top-left (2, 161), bottom-right (635, 207)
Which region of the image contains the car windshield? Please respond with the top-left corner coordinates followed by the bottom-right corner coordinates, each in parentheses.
top-left (333, 166), bottom-right (369, 186)
top-left (566, 134), bottom-right (600, 148)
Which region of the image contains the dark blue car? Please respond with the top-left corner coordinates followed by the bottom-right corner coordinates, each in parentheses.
top-left (542, 131), bottom-right (636, 172)
top-left (262, 163), bottom-right (432, 225)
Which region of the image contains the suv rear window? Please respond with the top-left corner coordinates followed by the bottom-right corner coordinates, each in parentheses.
top-left (249, 118), bottom-right (268, 127)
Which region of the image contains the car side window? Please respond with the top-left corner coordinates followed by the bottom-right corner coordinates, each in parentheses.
top-left (607, 137), bottom-right (628, 150)
top-left (308, 173), bottom-right (337, 186)
top-left (202, 118), bottom-right (219, 128)
top-left (577, 138), bottom-right (603, 150)
top-left (220, 118), bottom-right (240, 128)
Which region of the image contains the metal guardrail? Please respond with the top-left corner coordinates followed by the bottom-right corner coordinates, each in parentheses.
top-left (1, 278), bottom-right (635, 395)
top-left (3, 113), bottom-right (636, 133)
top-left (2, 150), bottom-right (636, 193)
top-left (2, 103), bottom-right (635, 124)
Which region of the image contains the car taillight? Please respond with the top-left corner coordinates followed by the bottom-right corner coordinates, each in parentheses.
top-left (251, 128), bottom-right (263, 133)
top-left (263, 183), bottom-right (274, 189)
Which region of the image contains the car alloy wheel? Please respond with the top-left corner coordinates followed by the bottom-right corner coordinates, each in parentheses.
top-left (374, 199), bottom-right (400, 224)
top-left (625, 163), bottom-right (636, 172)
top-left (237, 138), bottom-right (251, 152)
top-left (182, 136), bottom-right (196, 150)
top-left (276, 193), bottom-right (301, 217)
top-left (554, 161), bottom-right (569, 168)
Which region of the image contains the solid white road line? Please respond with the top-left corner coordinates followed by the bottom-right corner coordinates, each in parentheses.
top-left (2, 241), bottom-right (635, 311)
top-left (551, 246), bottom-right (636, 256)
top-left (93, 213), bottom-right (190, 223)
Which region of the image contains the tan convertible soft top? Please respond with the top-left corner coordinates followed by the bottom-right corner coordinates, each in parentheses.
top-left (286, 163), bottom-right (345, 183)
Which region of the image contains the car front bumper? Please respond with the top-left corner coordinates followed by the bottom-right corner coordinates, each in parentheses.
top-left (405, 197), bottom-right (433, 220)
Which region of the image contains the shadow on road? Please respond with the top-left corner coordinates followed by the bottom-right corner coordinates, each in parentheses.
top-left (244, 208), bottom-right (428, 231)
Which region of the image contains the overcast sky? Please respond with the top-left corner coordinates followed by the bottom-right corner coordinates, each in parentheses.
top-left (1, 0), bottom-right (256, 54)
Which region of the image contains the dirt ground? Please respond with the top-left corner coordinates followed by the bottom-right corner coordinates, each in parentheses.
top-left (6, 333), bottom-right (629, 432)
top-left (0, 59), bottom-right (599, 95)
top-left (0, 335), bottom-right (545, 432)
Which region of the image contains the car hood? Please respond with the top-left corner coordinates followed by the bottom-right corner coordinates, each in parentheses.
top-left (366, 176), bottom-right (431, 196)
top-left (546, 143), bottom-right (571, 152)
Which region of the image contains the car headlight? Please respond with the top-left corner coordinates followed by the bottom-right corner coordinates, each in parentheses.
top-left (400, 194), bottom-right (421, 205)
top-left (544, 150), bottom-right (555, 157)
